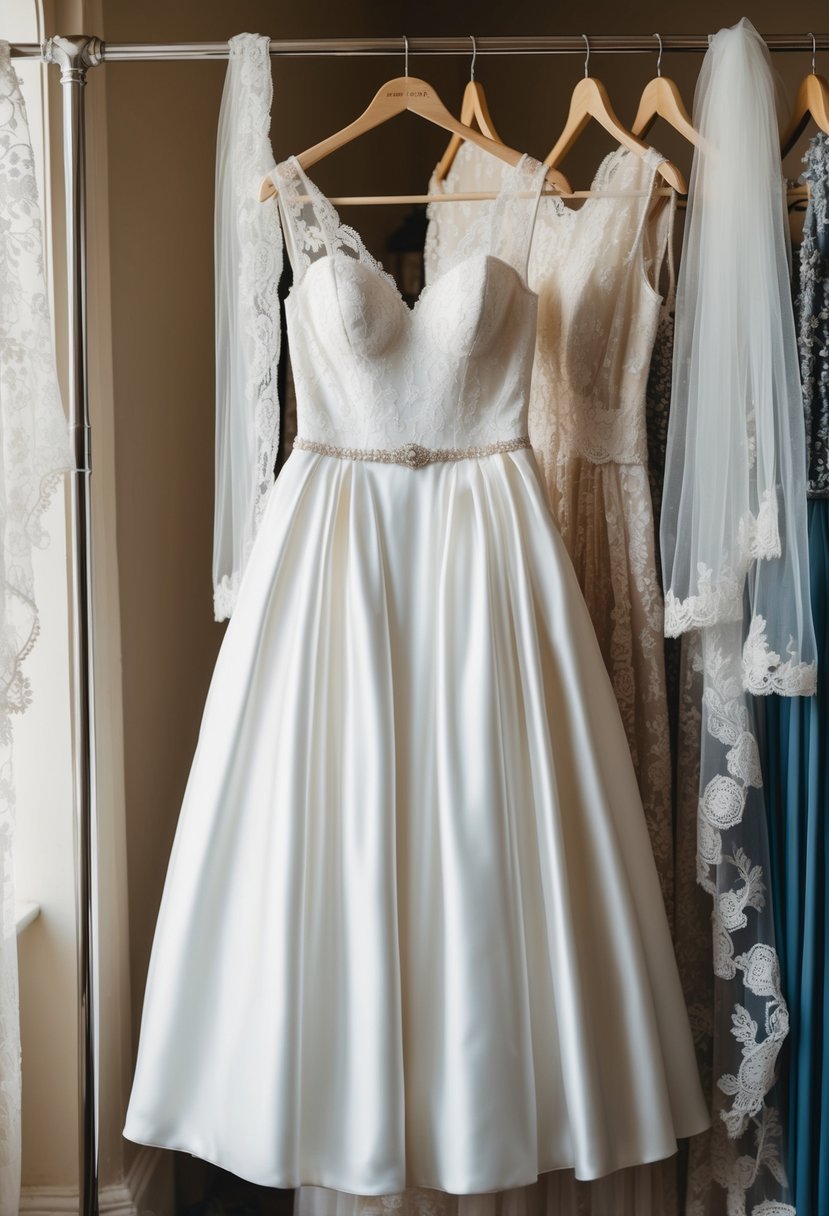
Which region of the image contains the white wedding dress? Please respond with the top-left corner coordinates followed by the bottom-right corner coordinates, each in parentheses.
top-left (122, 140), bottom-right (708, 1193)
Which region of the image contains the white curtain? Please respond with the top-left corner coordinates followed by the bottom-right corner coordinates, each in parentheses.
top-left (0, 42), bottom-right (71, 1212)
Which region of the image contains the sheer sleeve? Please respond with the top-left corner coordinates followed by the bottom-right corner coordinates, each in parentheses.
top-left (213, 32), bottom-right (282, 621)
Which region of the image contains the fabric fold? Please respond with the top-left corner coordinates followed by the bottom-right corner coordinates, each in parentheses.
top-left (125, 448), bottom-right (708, 1191)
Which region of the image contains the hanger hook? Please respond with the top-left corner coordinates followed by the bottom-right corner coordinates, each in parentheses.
top-left (582, 33), bottom-right (590, 79)
top-left (809, 31), bottom-right (816, 75)
top-left (403, 33), bottom-right (409, 78)
top-left (469, 34), bottom-right (477, 82)
top-left (653, 32), bottom-right (663, 77)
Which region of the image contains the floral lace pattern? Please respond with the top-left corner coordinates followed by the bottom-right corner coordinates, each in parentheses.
top-left (271, 154), bottom-right (402, 295)
top-left (213, 33), bottom-right (282, 620)
top-left (0, 43), bottom-right (72, 1210)
top-left (694, 629), bottom-right (793, 1214)
top-left (741, 615), bottom-right (817, 696)
top-left (797, 132), bottom-right (829, 498)
top-left (665, 565), bottom-right (745, 636)
top-left (530, 150), bottom-right (676, 926)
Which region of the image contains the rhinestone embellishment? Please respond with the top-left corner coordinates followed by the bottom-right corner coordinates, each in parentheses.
top-left (294, 435), bottom-right (532, 467)
top-left (401, 443), bottom-right (430, 468)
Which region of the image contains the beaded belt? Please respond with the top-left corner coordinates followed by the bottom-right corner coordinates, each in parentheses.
top-left (294, 435), bottom-right (532, 469)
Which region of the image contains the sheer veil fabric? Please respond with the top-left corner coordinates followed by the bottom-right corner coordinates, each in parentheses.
top-left (660, 18), bottom-right (817, 1213)
top-left (0, 43), bottom-right (72, 1212)
top-left (213, 33), bottom-right (282, 621)
top-left (661, 18), bottom-right (816, 693)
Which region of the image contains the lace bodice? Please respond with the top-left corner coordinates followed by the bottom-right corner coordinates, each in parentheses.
top-left (426, 143), bottom-right (672, 466)
top-left (271, 153), bottom-right (548, 451)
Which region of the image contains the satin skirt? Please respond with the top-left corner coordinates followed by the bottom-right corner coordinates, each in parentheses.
top-left (122, 446), bottom-right (709, 1193)
top-left (761, 498), bottom-right (829, 1216)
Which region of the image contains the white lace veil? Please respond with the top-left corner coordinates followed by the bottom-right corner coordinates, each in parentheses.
top-left (213, 32), bottom-right (282, 621)
top-left (660, 19), bottom-right (815, 1213)
top-left (661, 17), bottom-right (816, 692)
top-left (0, 43), bottom-right (71, 1209)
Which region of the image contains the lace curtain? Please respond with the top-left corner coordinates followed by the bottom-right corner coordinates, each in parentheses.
top-left (660, 19), bottom-right (816, 1215)
top-left (0, 42), bottom-right (72, 1213)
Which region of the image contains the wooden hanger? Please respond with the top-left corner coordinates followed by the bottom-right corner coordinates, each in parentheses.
top-left (544, 35), bottom-right (687, 195)
top-left (780, 34), bottom-right (829, 156)
top-left (435, 35), bottom-right (502, 183)
top-left (631, 34), bottom-right (700, 146)
top-left (260, 36), bottom-right (570, 202)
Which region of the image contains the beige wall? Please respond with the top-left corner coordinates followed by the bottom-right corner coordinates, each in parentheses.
top-left (93, 0), bottom-right (828, 1195)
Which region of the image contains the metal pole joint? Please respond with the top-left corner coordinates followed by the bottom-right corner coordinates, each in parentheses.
top-left (45, 35), bottom-right (103, 83)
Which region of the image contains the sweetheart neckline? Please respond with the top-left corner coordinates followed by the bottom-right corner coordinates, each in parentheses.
top-left (285, 248), bottom-right (538, 317)
top-left (275, 152), bottom-right (545, 314)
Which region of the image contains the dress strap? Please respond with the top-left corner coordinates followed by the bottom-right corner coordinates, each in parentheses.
top-left (271, 156), bottom-right (337, 280)
top-left (489, 154), bottom-right (549, 284)
top-left (629, 149), bottom-right (669, 259)
top-left (272, 155), bottom-right (403, 298)
top-left (663, 189), bottom-right (678, 304)
top-left (646, 181), bottom-right (678, 305)
top-left (431, 152), bottom-right (548, 288)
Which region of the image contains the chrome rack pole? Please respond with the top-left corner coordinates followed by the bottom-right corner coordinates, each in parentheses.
top-left (44, 34), bottom-right (104, 1216)
top-left (10, 33), bottom-right (829, 61)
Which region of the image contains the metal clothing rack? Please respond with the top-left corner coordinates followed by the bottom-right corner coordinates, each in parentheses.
top-left (5, 29), bottom-right (828, 1216)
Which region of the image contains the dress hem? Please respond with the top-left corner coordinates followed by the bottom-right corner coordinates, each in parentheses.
top-left (121, 1121), bottom-right (710, 1196)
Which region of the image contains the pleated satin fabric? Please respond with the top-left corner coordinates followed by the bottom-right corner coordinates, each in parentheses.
top-left (123, 447), bottom-right (708, 1192)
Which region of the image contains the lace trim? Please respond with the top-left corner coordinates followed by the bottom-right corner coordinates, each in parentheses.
top-left (802, 129), bottom-right (829, 232)
top-left (215, 33), bottom-right (282, 622)
top-left (213, 571), bottom-right (241, 623)
top-left (697, 632), bottom-right (791, 1196)
top-left (274, 155), bottom-right (402, 293)
top-left (741, 615), bottom-right (817, 696)
top-left (664, 565), bottom-right (744, 636)
top-left (294, 435), bottom-right (531, 467)
top-left (737, 490), bottom-right (781, 562)
top-left (233, 35), bottom-right (281, 518)
top-left (664, 493), bottom-right (783, 639)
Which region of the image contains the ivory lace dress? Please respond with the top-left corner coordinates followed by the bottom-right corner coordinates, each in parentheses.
top-left (122, 110), bottom-right (708, 1193)
top-left (425, 144), bottom-right (675, 928)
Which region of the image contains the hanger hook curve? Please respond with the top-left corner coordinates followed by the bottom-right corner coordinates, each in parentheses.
top-left (469, 34), bottom-right (477, 82)
top-left (653, 32), bottom-right (663, 77)
top-left (403, 33), bottom-right (409, 78)
top-left (809, 31), bottom-right (816, 75)
top-left (582, 33), bottom-right (590, 79)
